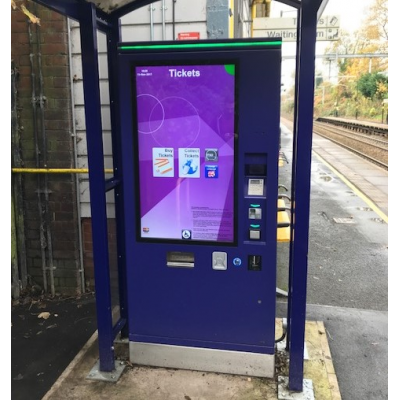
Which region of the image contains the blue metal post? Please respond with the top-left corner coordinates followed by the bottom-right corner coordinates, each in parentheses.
top-left (107, 15), bottom-right (130, 337)
top-left (79, 2), bottom-right (115, 372)
top-left (287, 0), bottom-right (321, 391)
top-left (285, 8), bottom-right (300, 356)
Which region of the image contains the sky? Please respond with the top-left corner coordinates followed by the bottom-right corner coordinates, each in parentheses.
top-left (270, 0), bottom-right (375, 35)
top-left (270, 0), bottom-right (379, 86)
top-left (321, 0), bottom-right (375, 33)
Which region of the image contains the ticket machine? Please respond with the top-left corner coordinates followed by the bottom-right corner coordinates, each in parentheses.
top-left (117, 38), bottom-right (282, 377)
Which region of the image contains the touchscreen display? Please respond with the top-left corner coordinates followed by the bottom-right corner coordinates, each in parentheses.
top-left (134, 64), bottom-right (236, 242)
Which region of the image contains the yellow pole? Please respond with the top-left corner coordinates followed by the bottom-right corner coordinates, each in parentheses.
top-left (252, 0), bottom-right (271, 37)
top-left (265, 0), bottom-right (271, 17)
top-left (251, 1), bottom-right (257, 37)
top-left (11, 168), bottom-right (114, 174)
top-left (229, 0), bottom-right (234, 38)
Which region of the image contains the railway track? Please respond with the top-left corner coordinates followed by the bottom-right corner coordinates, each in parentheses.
top-left (312, 120), bottom-right (388, 170)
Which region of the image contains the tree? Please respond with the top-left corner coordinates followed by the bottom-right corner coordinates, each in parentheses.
top-left (11, 0), bottom-right (41, 24)
top-left (324, 0), bottom-right (388, 79)
top-left (356, 72), bottom-right (388, 100)
top-left (365, 0), bottom-right (388, 50)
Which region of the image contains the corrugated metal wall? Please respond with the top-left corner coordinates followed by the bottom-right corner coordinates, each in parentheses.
top-left (69, 1), bottom-right (210, 218)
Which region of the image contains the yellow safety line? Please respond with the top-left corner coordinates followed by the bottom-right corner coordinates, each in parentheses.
top-left (12, 168), bottom-right (114, 174)
top-left (313, 151), bottom-right (388, 224)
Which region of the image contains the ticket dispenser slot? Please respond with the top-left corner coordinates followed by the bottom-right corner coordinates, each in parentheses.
top-left (245, 154), bottom-right (267, 176)
top-left (245, 163), bottom-right (266, 177)
top-left (167, 251), bottom-right (195, 268)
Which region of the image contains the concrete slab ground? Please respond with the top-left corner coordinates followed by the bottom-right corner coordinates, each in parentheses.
top-left (42, 320), bottom-right (341, 400)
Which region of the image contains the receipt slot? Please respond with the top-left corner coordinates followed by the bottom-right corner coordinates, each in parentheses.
top-left (118, 38), bottom-right (282, 377)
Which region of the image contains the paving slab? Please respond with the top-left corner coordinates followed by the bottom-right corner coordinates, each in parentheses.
top-left (42, 320), bottom-right (341, 400)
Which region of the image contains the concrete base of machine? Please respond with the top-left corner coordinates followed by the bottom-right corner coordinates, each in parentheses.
top-left (129, 341), bottom-right (275, 378)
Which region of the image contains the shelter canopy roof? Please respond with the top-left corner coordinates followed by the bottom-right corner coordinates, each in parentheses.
top-left (85, 0), bottom-right (133, 13)
top-left (43, 0), bottom-right (323, 16)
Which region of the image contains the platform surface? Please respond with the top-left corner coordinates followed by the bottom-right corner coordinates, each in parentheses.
top-left (42, 319), bottom-right (340, 400)
top-left (277, 117), bottom-right (388, 400)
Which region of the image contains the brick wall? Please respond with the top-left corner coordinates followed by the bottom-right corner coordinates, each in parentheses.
top-left (82, 218), bottom-right (120, 308)
top-left (11, 5), bottom-right (81, 295)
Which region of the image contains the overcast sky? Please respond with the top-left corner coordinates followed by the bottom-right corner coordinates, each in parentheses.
top-left (322, 0), bottom-right (375, 33)
top-left (271, 0), bottom-right (379, 85)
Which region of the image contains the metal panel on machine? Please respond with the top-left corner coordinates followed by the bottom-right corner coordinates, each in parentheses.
top-left (117, 38), bottom-right (282, 377)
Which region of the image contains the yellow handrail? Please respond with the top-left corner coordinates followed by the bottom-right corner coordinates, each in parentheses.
top-left (11, 168), bottom-right (114, 174)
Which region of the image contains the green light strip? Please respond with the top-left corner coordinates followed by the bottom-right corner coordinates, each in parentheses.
top-left (119, 41), bottom-right (282, 51)
top-left (250, 204), bottom-right (261, 208)
top-left (250, 224), bottom-right (261, 229)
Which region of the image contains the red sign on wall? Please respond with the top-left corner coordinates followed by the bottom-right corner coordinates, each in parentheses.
top-left (177, 32), bottom-right (200, 40)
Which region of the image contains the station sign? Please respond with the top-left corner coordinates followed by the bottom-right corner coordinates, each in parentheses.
top-left (253, 15), bottom-right (340, 42)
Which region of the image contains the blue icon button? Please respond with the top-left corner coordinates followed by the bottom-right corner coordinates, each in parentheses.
top-left (233, 257), bottom-right (242, 267)
top-left (205, 165), bottom-right (219, 178)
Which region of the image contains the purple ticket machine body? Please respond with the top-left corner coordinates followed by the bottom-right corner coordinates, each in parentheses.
top-left (118, 38), bottom-right (282, 377)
